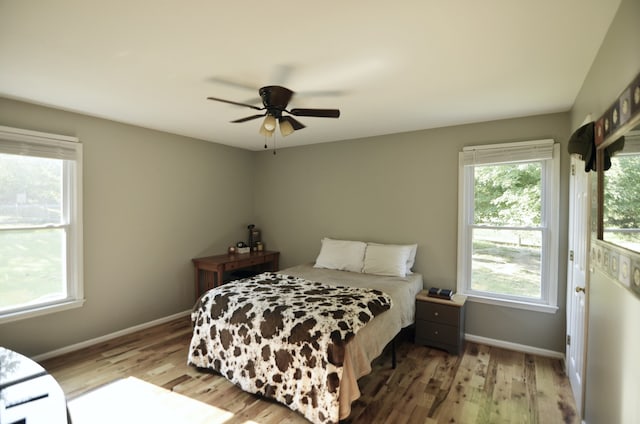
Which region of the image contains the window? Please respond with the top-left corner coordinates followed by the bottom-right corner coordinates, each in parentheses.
top-left (457, 139), bottom-right (559, 313)
top-left (0, 126), bottom-right (83, 323)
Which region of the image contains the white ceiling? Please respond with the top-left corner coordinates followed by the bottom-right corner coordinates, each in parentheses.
top-left (0, 1), bottom-right (621, 151)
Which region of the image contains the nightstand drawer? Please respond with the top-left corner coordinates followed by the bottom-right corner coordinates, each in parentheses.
top-left (225, 257), bottom-right (264, 270)
top-left (416, 302), bottom-right (459, 325)
top-left (415, 321), bottom-right (458, 345)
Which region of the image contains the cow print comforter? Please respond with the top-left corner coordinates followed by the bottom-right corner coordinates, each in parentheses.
top-left (188, 272), bottom-right (392, 424)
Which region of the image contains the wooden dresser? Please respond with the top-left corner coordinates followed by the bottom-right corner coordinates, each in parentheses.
top-left (414, 291), bottom-right (467, 355)
top-left (192, 251), bottom-right (280, 298)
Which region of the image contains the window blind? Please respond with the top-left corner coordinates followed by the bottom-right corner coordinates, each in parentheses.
top-left (461, 139), bottom-right (555, 166)
top-left (0, 125), bottom-right (80, 160)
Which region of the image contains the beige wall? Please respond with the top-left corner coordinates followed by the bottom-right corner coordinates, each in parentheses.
top-left (0, 97), bottom-right (254, 356)
top-left (570, 0), bottom-right (640, 422)
top-left (253, 112), bottom-right (570, 352)
top-left (8, 1), bottom-right (636, 363)
top-left (0, 97), bottom-right (574, 356)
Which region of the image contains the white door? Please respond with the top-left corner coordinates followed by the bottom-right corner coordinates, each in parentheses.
top-left (566, 155), bottom-right (589, 417)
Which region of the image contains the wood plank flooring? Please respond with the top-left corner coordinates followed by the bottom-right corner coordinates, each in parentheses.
top-left (41, 317), bottom-right (578, 424)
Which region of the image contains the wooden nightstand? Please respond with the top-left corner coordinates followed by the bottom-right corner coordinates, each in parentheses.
top-left (415, 290), bottom-right (467, 355)
top-left (192, 251), bottom-right (280, 299)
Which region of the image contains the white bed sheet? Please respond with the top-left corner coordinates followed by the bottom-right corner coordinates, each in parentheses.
top-left (281, 264), bottom-right (424, 419)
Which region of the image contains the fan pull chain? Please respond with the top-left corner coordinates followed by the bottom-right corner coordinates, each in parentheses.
top-left (263, 134), bottom-right (277, 155)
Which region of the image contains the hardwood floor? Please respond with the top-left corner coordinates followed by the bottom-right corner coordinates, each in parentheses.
top-left (41, 317), bottom-right (578, 424)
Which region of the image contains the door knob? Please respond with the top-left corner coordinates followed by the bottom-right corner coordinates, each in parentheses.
top-left (575, 286), bottom-right (586, 293)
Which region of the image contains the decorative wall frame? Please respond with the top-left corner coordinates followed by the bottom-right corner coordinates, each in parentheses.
top-left (595, 70), bottom-right (640, 148)
top-left (595, 68), bottom-right (640, 300)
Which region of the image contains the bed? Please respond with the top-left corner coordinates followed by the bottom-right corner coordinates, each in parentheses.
top-left (188, 240), bottom-right (423, 424)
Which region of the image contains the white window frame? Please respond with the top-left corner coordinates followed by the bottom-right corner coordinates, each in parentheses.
top-left (457, 139), bottom-right (559, 313)
top-left (0, 125), bottom-right (84, 323)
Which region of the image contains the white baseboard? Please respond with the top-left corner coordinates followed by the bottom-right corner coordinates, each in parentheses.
top-left (31, 313), bottom-right (564, 363)
top-left (32, 310), bottom-right (192, 362)
top-left (465, 333), bottom-right (565, 359)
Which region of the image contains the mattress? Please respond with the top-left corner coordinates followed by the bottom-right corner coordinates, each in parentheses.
top-left (280, 264), bottom-right (424, 419)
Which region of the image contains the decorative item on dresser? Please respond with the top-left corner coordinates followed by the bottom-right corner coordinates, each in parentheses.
top-left (247, 224), bottom-right (261, 251)
top-left (191, 250), bottom-right (279, 298)
top-left (415, 290), bottom-right (467, 355)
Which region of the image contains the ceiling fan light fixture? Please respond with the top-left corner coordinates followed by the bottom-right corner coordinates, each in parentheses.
top-left (263, 114), bottom-right (276, 131)
top-left (259, 124), bottom-right (274, 137)
top-left (279, 119), bottom-right (295, 137)
top-left (206, 85), bottom-right (339, 145)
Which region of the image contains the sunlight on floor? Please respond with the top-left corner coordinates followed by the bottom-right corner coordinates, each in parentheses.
top-left (68, 376), bottom-right (236, 424)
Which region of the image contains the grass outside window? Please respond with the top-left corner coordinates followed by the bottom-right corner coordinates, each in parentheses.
top-left (0, 229), bottom-right (65, 311)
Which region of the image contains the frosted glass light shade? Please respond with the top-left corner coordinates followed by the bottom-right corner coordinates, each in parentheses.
top-left (259, 124), bottom-right (274, 137)
top-left (279, 119), bottom-right (294, 136)
top-left (263, 114), bottom-right (276, 131)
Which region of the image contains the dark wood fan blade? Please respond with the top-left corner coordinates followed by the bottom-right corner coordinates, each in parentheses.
top-left (206, 77), bottom-right (258, 92)
top-left (280, 115), bottom-right (305, 130)
top-left (271, 64), bottom-right (294, 85)
top-left (289, 108), bottom-right (340, 118)
top-left (207, 96), bottom-right (263, 111)
top-left (230, 114), bottom-right (265, 123)
top-left (295, 90), bottom-right (347, 98)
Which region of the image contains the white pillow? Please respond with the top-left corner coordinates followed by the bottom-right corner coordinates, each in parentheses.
top-left (362, 243), bottom-right (413, 277)
top-left (405, 243), bottom-right (418, 273)
top-left (369, 242), bottom-right (417, 274)
top-left (313, 238), bottom-right (367, 273)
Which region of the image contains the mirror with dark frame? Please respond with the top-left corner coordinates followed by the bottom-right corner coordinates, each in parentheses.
top-left (601, 123), bottom-right (640, 254)
top-left (596, 67), bottom-right (640, 255)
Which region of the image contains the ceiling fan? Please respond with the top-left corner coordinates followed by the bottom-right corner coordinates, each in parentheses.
top-left (207, 85), bottom-right (340, 138)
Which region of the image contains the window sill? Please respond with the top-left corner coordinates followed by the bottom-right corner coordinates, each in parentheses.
top-left (0, 299), bottom-right (85, 324)
top-left (463, 293), bottom-right (559, 314)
